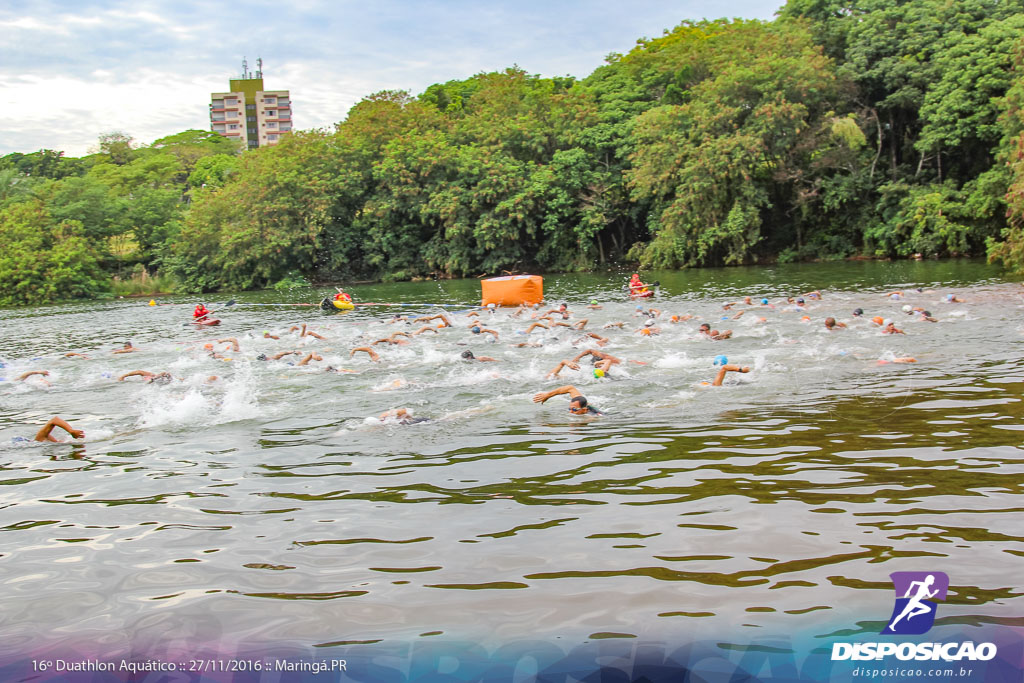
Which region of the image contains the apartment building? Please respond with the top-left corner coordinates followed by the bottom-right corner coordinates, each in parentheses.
top-left (209, 59), bottom-right (293, 149)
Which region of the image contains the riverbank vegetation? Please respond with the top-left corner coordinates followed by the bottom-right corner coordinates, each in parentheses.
top-left (3, 0), bottom-right (1024, 304)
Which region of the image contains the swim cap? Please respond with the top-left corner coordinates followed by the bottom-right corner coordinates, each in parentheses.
top-left (872, 316), bottom-right (884, 325)
top-left (591, 300), bottom-right (598, 305)
top-left (640, 328), bottom-right (651, 335)
top-left (922, 310), bottom-right (932, 317)
top-left (487, 303), bottom-right (495, 309)
top-left (853, 308), bottom-right (863, 316)
top-left (797, 297), bottom-right (804, 304)
top-left (461, 350), bottom-right (474, 359)
top-left (644, 319), bottom-right (654, 326)
top-left (761, 298), bottom-right (769, 305)
top-left (670, 315), bottom-right (679, 322)
top-left (471, 326), bottom-right (481, 333)
top-left (945, 294), bottom-right (954, 301)
top-left (257, 353), bottom-right (267, 361)
top-left (593, 368), bottom-right (605, 378)
top-left (902, 305), bottom-right (912, 312)
top-left (883, 318), bottom-right (892, 326)
top-left (713, 355), bottom-right (728, 366)
top-left (800, 315), bottom-right (810, 322)
top-left (636, 305), bottom-right (643, 310)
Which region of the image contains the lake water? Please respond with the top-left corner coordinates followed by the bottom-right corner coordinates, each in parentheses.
top-left (1, 260), bottom-right (1022, 672)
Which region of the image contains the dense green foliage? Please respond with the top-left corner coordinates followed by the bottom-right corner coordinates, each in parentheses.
top-left (4, 1), bottom-right (1024, 302)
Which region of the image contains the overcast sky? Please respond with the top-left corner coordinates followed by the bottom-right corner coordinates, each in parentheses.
top-left (1, 0), bottom-right (783, 157)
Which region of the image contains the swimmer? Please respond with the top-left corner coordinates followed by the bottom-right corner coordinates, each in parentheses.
top-left (587, 300), bottom-right (602, 310)
top-left (669, 314), bottom-right (694, 323)
top-left (117, 370), bottom-right (174, 383)
top-left (372, 334), bottom-right (410, 345)
top-left (388, 315), bottom-right (409, 324)
top-left (884, 291), bottom-right (904, 300)
top-left (256, 350), bottom-right (301, 361)
top-left (325, 366), bottom-right (357, 373)
top-left (532, 385), bottom-right (601, 415)
top-left (296, 353), bottom-right (323, 366)
top-left (413, 325), bottom-right (439, 335)
top-left (350, 347), bottom-right (381, 362)
top-left (202, 343), bottom-right (230, 359)
top-left (379, 408), bottom-right (429, 425)
top-left (637, 319), bottom-right (661, 335)
top-left (824, 317), bottom-right (847, 330)
top-left (302, 324), bottom-right (327, 340)
top-left (572, 349), bottom-right (646, 374)
top-left (63, 352), bottom-right (90, 359)
top-left (112, 342), bottom-right (138, 354)
top-left (698, 323), bottom-right (732, 340)
top-left (524, 321), bottom-right (549, 334)
top-left (546, 359), bottom-right (580, 378)
top-left (575, 332), bottom-right (609, 347)
top-left (32, 416), bottom-right (84, 442)
top-left (877, 357), bottom-right (917, 364)
top-left (706, 364), bottom-right (751, 386)
top-left (919, 310), bottom-right (938, 322)
top-left (263, 331), bottom-right (280, 340)
top-left (852, 308), bottom-right (864, 317)
top-left (882, 319), bottom-right (905, 334)
top-left (468, 325), bottom-right (499, 340)
top-left (943, 293), bottom-right (964, 303)
top-left (216, 338), bottom-right (241, 352)
top-left (804, 290), bottom-right (822, 300)
top-left (414, 313), bottom-right (453, 328)
top-left (602, 321), bottom-right (626, 329)
top-left (542, 303), bottom-right (571, 319)
top-left (461, 350), bottom-right (497, 362)
top-left (17, 370), bottom-right (52, 385)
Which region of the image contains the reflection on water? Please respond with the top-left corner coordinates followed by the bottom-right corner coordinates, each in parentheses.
top-left (0, 260), bottom-right (1022, 655)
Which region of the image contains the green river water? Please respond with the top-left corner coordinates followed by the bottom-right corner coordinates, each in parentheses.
top-left (1, 259), bottom-right (1022, 658)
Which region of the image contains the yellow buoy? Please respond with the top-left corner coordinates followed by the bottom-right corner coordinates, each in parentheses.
top-left (149, 299), bottom-right (156, 306)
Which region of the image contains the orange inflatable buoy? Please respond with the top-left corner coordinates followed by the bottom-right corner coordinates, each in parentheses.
top-left (481, 275), bottom-right (544, 307)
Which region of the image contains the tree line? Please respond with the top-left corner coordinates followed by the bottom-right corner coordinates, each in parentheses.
top-left (3, 0), bottom-right (1024, 305)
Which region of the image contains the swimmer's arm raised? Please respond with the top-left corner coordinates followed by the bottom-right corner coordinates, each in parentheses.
top-left (532, 385), bottom-right (583, 404)
top-left (34, 416), bottom-right (84, 442)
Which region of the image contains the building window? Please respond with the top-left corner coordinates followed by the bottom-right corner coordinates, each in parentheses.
top-left (226, 99), bottom-right (236, 106)
top-left (267, 111), bottom-right (275, 117)
top-left (268, 122), bottom-right (276, 128)
top-left (268, 134), bottom-right (278, 141)
top-left (228, 124), bottom-right (238, 130)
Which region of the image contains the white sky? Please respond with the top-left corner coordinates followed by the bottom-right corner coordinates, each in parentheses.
top-left (0, 0), bottom-right (784, 157)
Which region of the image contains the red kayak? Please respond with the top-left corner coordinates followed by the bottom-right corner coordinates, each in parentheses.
top-left (192, 318), bottom-right (221, 326)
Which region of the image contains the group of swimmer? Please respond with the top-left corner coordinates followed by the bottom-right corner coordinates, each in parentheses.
top-left (11, 279), bottom-right (962, 438)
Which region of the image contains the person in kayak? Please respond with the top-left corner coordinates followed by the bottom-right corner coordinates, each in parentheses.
top-left (628, 273), bottom-right (649, 296)
top-left (334, 288), bottom-right (352, 303)
top-left (193, 303), bottom-right (211, 321)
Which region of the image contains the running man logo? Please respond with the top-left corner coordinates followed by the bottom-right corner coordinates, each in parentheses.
top-left (880, 571), bottom-right (949, 635)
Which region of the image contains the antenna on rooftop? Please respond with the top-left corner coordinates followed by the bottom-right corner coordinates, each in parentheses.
top-left (257, 57), bottom-right (263, 78)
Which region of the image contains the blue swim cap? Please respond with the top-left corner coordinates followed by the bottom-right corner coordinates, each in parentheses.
top-left (11, 436), bottom-right (30, 443)
top-left (761, 298), bottom-right (768, 305)
top-left (471, 326), bottom-right (481, 333)
top-left (713, 355), bottom-right (728, 366)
